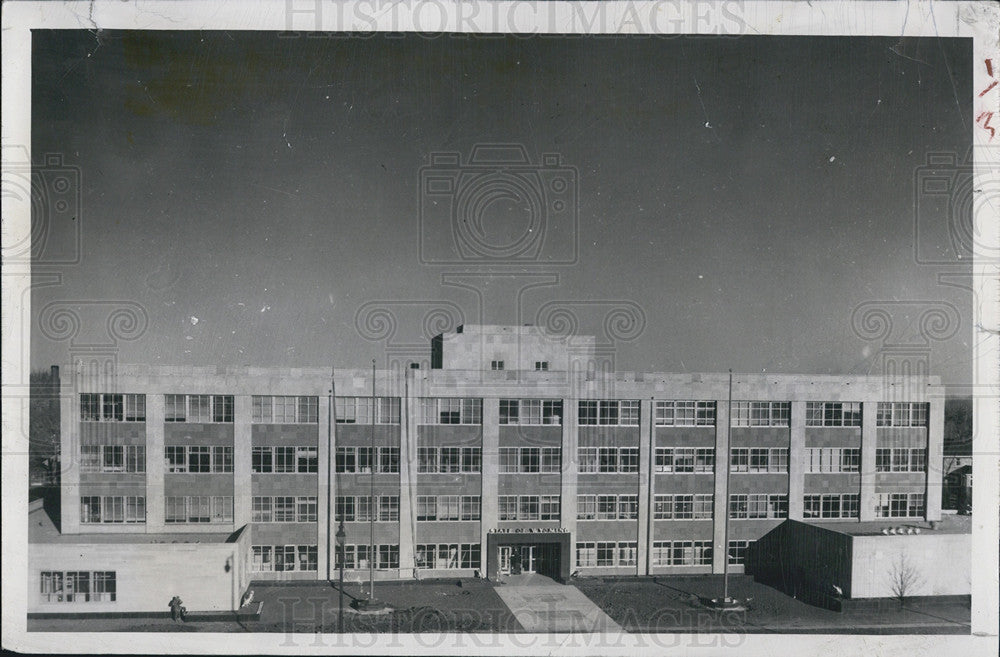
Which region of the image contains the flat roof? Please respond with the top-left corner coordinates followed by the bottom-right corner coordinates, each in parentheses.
top-left (806, 513), bottom-right (971, 537)
top-left (29, 506), bottom-right (241, 545)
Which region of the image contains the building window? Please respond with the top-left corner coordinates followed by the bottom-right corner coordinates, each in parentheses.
top-left (80, 445), bottom-right (145, 474)
top-left (653, 494), bottom-right (714, 520)
top-left (41, 571), bottom-right (116, 603)
top-left (334, 496), bottom-right (399, 522)
top-left (252, 396), bottom-right (319, 423)
top-left (576, 542), bottom-right (597, 568)
top-left (579, 494), bottom-right (636, 520)
top-left (806, 448), bottom-right (860, 473)
top-left (654, 447), bottom-right (715, 473)
top-left (578, 446), bottom-right (641, 474)
top-left (251, 545), bottom-right (318, 572)
top-left (414, 446), bottom-right (480, 474)
top-left (875, 448), bottom-right (927, 473)
top-left (491, 360), bottom-right (504, 371)
top-left (655, 400), bottom-right (716, 427)
top-left (803, 493), bottom-right (859, 519)
top-left (166, 496), bottom-right (234, 524)
top-left (731, 401), bottom-right (790, 427)
top-left (415, 543), bottom-right (481, 569)
top-left (499, 399), bottom-right (563, 425)
top-left (535, 361), bottom-right (549, 371)
top-left (876, 402), bottom-right (928, 428)
top-left (728, 540), bottom-right (754, 565)
top-left (249, 496), bottom-right (315, 523)
top-left (730, 447), bottom-right (788, 473)
top-left (335, 397), bottom-right (401, 424)
top-left (80, 496), bottom-right (145, 524)
top-left (806, 402), bottom-right (862, 427)
top-left (418, 398), bottom-right (482, 425)
top-left (163, 395), bottom-right (234, 423)
top-left (585, 541), bottom-right (638, 567)
top-left (729, 494), bottom-right (788, 519)
top-left (496, 495), bottom-right (557, 521)
top-left (498, 447), bottom-right (559, 474)
top-left (163, 445), bottom-right (233, 473)
top-left (874, 492), bottom-right (925, 518)
top-left (334, 446), bottom-right (399, 473)
top-left (578, 400), bottom-right (640, 426)
top-left (79, 393), bottom-right (145, 422)
top-left (651, 541), bottom-right (713, 566)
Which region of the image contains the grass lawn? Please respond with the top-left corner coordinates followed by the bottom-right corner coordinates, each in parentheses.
top-left (572, 574), bottom-right (971, 634)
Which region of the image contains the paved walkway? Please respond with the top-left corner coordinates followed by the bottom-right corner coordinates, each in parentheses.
top-left (493, 574), bottom-right (622, 633)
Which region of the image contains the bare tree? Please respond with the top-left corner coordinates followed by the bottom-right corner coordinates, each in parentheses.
top-left (887, 551), bottom-right (922, 609)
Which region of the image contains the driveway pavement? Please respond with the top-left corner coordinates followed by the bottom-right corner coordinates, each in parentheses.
top-left (493, 574), bottom-right (622, 633)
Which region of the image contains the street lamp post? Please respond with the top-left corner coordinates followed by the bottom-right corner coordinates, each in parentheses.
top-left (336, 521), bottom-right (346, 631)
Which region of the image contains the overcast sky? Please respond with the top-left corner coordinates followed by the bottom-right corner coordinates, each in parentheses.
top-left (30, 31), bottom-right (975, 385)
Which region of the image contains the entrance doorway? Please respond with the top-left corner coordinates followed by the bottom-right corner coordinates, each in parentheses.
top-left (499, 543), bottom-right (558, 577)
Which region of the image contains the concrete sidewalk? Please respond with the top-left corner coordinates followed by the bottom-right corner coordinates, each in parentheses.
top-left (493, 575), bottom-right (622, 633)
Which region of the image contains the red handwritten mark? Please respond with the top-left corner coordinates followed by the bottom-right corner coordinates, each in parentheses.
top-left (977, 111), bottom-right (996, 140)
top-left (980, 59), bottom-right (997, 97)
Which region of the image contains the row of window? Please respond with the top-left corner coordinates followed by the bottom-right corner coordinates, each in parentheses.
top-left (165, 496), bottom-right (234, 524)
top-left (876, 448), bottom-right (927, 473)
top-left (874, 493), bottom-right (926, 518)
top-left (500, 447), bottom-right (561, 473)
top-left (80, 394), bottom-right (145, 422)
top-left (80, 393), bottom-right (931, 429)
top-left (416, 495), bottom-right (481, 521)
top-left (415, 543), bottom-right (481, 569)
top-left (335, 446), bottom-right (400, 473)
top-left (251, 545), bottom-right (318, 572)
top-left (499, 495), bottom-right (562, 521)
top-left (76, 491), bottom-right (926, 525)
top-left (80, 445), bottom-right (146, 473)
top-left (416, 447), bottom-right (482, 473)
top-left (252, 446), bottom-right (318, 474)
top-left (80, 496), bottom-right (146, 524)
top-left (334, 495), bottom-right (400, 522)
top-left (803, 494), bottom-right (860, 519)
top-left (251, 496), bottom-right (318, 523)
top-left (575, 541), bottom-right (638, 567)
top-left (79, 394), bottom-right (931, 429)
top-left (654, 448), bottom-right (715, 473)
top-left (653, 494), bottom-right (714, 520)
top-left (333, 544), bottom-right (400, 570)
top-left (807, 448), bottom-right (860, 473)
top-left (40, 571), bottom-right (116, 603)
top-left (499, 399), bottom-right (563, 425)
top-left (253, 396), bottom-right (319, 424)
top-left (651, 541), bottom-right (713, 566)
top-left (165, 395), bottom-right (234, 423)
top-left (578, 447), bottom-right (639, 473)
top-left (578, 400), bottom-right (641, 426)
top-left (577, 494), bottom-right (638, 520)
top-left (730, 448), bottom-right (788, 473)
top-left (165, 445), bottom-right (233, 473)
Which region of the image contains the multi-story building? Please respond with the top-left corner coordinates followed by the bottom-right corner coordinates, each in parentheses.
top-left (31, 324), bottom-right (943, 612)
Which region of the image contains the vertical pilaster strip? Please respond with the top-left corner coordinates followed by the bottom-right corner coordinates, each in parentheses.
top-left (61, 367), bottom-right (81, 534)
top-left (398, 373), bottom-right (416, 578)
top-left (233, 395), bottom-right (252, 529)
top-left (317, 389), bottom-right (331, 581)
top-left (636, 398), bottom-right (652, 575)
top-left (144, 391), bottom-right (165, 532)
top-left (859, 400), bottom-right (879, 521)
top-left (479, 395), bottom-right (499, 575)
top-left (926, 395), bottom-right (944, 521)
top-left (788, 401), bottom-right (806, 520)
top-left (711, 397), bottom-right (731, 574)
top-left (560, 394), bottom-right (579, 549)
